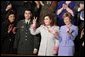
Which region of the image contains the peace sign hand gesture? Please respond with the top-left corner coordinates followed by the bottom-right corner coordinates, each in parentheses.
top-left (31, 17), bottom-right (37, 29)
top-left (33, 17), bottom-right (37, 24)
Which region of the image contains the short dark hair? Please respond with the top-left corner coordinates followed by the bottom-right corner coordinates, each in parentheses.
top-left (24, 8), bottom-right (33, 14)
top-left (24, 8), bottom-right (33, 22)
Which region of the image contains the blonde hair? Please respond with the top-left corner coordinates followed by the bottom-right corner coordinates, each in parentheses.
top-left (63, 12), bottom-right (72, 19)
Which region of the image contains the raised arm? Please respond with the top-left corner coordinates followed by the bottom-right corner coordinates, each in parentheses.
top-left (30, 17), bottom-right (40, 35)
top-left (40, 1), bottom-right (44, 6)
top-left (30, 26), bottom-right (40, 35)
top-left (57, 6), bottom-right (64, 15)
top-left (66, 6), bottom-right (74, 16)
top-left (34, 1), bottom-right (40, 9)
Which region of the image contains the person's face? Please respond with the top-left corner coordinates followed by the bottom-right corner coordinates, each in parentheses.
top-left (44, 16), bottom-right (51, 26)
top-left (8, 14), bottom-right (15, 23)
top-left (80, 3), bottom-right (84, 10)
top-left (24, 10), bottom-right (32, 20)
top-left (64, 17), bottom-right (71, 25)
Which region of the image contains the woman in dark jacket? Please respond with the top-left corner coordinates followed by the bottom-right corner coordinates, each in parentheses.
top-left (1, 10), bottom-right (17, 54)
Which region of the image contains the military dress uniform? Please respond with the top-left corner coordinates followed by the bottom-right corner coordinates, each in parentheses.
top-left (14, 20), bottom-right (38, 55)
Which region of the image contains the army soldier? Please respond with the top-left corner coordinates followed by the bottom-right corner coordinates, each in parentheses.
top-left (14, 9), bottom-right (38, 55)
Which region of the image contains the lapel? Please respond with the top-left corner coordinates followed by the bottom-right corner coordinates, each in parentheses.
top-left (23, 20), bottom-right (32, 30)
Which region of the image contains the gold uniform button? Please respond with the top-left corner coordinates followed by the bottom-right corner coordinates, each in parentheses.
top-left (9, 39), bottom-right (11, 41)
top-left (25, 36), bottom-right (27, 37)
top-left (25, 39), bottom-right (27, 40)
top-left (26, 33), bottom-right (27, 34)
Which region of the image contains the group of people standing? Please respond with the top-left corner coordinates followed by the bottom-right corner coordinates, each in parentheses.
top-left (1, 1), bottom-right (84, 56)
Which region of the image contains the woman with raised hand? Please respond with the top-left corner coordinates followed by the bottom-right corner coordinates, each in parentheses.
top-left (30, 14), bottom-right (59, 56)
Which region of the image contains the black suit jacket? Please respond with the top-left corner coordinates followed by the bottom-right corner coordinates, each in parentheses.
top-left (1, 20), bottom-right (16, 53)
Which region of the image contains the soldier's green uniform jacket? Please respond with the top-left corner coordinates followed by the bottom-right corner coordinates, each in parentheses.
top-left (14, 20), bottom-right (38, 55)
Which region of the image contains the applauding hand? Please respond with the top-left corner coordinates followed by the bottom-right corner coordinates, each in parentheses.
top-left (8, 24), bottom-right (13, 33)
top-left (50, 29), bottom-right (58, 38)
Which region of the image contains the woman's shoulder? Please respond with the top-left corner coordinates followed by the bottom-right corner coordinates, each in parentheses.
top-left (39, 25), bottom-right (45, 29)
top-left (52, 25), bottom-right (60, 31)
top-left (60, 25), bottom-right (65, 28)
top-left (72, 25), bottom-right (78, 29)
top-left (53, 25), bottom-right (59, 29)
top-left (59, 25), bottom-right (66, 30)
top-left (40, 25), bottom-right (45, 27)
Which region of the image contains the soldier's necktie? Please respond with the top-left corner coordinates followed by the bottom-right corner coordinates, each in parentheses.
top-left (26, 22), bottom-right (28, 28)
